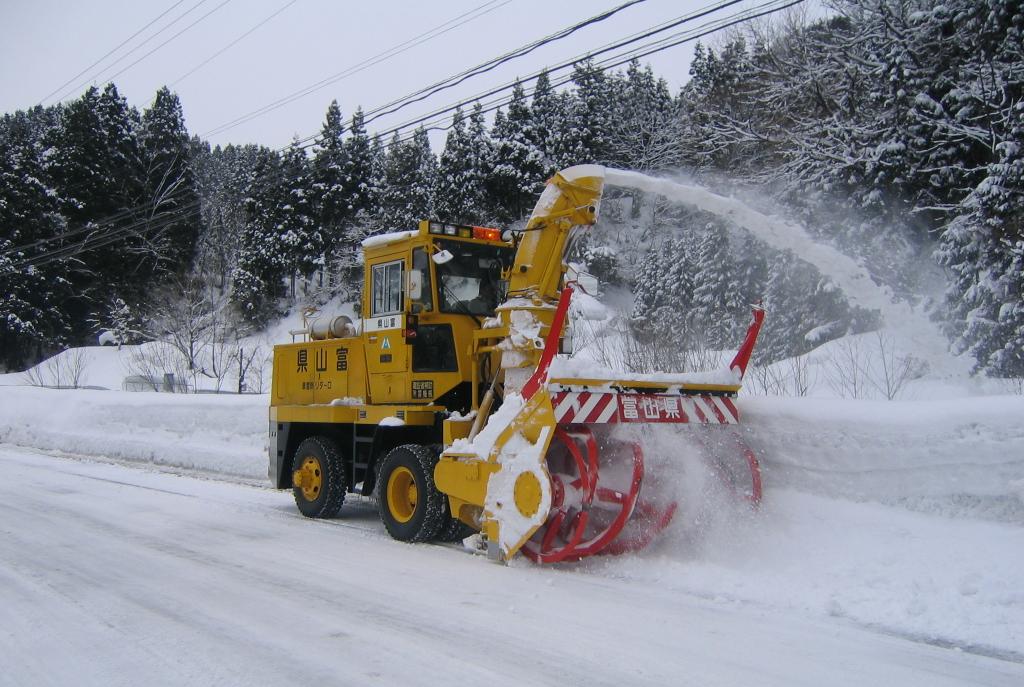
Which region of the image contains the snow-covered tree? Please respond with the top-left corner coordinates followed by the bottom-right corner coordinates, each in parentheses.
top-left (45, 84), bottom-right (147, 331)
top-left (192, 141), bottom-right (260, 292)
top-left (487, 84), bottom-right (545, 223)
top-left (435, 107), bottom-right (482, 223)
top-left (939, 107), bottom-right (1024, 376)
top-left (430, 103), bottom-right (492, 224)
top-left (279, 140), bottom-right (320, 277)
top-left (608, 60), bottom-right (679, 171)
top-left (690, 223), bottom-right (744, 347)
top-left (0, 108), bottom-right (71, 368)
top-left (377, 128), bottom-right (436, 231)
top-left (343, 107), bottom-right (374, 218)
top-left (140, 86), bottom-right (201, 276)
top-left (231, 148), bottom-right (288, 323)
top-left (466, 102), bottom-right (494, 220)
top-left (312, 100), bottom-right (349, 250)
top-left (631, 234), bottom-right (696, 338)
top-left (927, 0), bottom-right (1024, 376)
top-left (530, 68), bottom-right (562, 177)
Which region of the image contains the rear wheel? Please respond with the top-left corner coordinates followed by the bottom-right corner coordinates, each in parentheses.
top-left (292, 436), bottom-right (346, 518)
top-left (376, 444), bottom-right (445, 542)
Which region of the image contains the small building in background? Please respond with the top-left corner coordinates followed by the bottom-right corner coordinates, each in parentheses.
top-left (122, 374), bottom-right (188, 393)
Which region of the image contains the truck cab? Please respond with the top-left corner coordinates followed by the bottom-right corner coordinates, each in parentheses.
top-left (359, 220), bottom-right (513, 409)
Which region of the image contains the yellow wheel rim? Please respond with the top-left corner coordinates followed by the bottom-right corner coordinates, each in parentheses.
top-left (386, 466), bottom-right (418, 524)
top-left (293, 455), bottom-right (323, 502)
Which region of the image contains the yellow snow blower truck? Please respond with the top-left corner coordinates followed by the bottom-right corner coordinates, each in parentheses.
top-left (269, 165), bottom-right (765, 562)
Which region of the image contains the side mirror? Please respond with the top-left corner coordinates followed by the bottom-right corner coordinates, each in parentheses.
top-left (432, 249), bottom-right (454, 265)
top-left (407, 269), bottom-right (423, 301)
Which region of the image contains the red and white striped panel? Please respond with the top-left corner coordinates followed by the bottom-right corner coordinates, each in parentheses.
top-left (551, 391), bottom-right (740, 425)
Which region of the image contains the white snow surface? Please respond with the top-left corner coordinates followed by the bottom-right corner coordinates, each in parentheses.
top-left (328, 396), bottom-right (365, 406)
top-left (360, 229), bottom-right (417, 248)
top-left (1, 443), bottom-right (1019, 687)
top-left (449, 391), bottom-right (525, 458)
top-left (0, 386), bottom-right (266, 481)
top-left (1, 379), bottom-right (1022, 684)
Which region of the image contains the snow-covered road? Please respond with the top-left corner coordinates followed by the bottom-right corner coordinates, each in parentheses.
top-left (2, 444), bottom-right (1022, 687)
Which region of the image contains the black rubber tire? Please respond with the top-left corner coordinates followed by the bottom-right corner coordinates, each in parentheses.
top-left (376, 444), bottom-right (445, 543)
top-left (292, 436), bottom-right (346, 518)
top-left (436, 516), bottom-right (476, 543)
top-left (424, 443), bottom-right (475, 543)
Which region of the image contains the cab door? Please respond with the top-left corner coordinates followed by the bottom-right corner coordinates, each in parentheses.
top-left (365, 257), bottom-right (409, 403)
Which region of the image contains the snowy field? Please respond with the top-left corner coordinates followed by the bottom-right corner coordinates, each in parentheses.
top-left (1, 365), bottom-right (1023, 684)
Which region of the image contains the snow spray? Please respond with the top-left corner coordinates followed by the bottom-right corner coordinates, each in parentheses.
top-left (602, 168), bottom-right (955, 363)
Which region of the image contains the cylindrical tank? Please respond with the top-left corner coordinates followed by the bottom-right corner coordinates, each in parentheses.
top-left (309, 315), bottom-right (356, 340)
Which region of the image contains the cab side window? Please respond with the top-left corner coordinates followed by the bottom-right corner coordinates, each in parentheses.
top-left (371, 260), bottom-right (403, 316)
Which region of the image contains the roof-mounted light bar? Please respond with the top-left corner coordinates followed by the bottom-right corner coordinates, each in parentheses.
top-left (426, 221), bottom-right (504, 242)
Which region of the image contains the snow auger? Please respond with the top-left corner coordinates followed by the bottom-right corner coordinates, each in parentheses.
top-left (269, 165), bottom-right (764, 564)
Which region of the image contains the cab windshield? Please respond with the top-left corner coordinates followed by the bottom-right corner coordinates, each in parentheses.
top-left (435, 239), bottom-right (513, 316)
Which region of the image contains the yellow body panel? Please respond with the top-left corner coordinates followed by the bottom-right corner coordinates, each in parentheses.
top-left (273, 338), bottom-right (367, 407)
top-left (271, 221), bottom-right (512, 413)
top-left (434, 454), bottom-right (500, 527)
top-left (272, 403), bottom-right (440, 426)
top-left (442, 417), bottom-right (473, 445)
top-left (508, 168), bottom-right (604, 300)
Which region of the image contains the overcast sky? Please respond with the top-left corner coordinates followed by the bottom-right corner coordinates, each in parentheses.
top-left (1, 0), bottom-right (796, 151)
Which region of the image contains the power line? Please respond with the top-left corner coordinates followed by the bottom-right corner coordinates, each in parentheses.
top-left (287, 0), bottom-right (748, 151)
top-left (342, 0), bottom-right (801, 152)
top-left (51, 0), bottom-right (214, 104)
top-left (361, 0), bottom-right (649, 124)
top-left (201, 0), bottom-right (513, 138)
top-left (11, 0), bottom-right (804, 269)
top-left (205, 0), bottom-right (650, 141)
top-left (104, 0), bottom-right (234, 83)
top-left (6, 190), bottom-right (191, 258)
top-left (11, 199), bottom-right (204, 270)
top-left (19, 0), bottom-right (576, 264)
top-left (346, 0), bottom-right (760, 146)
top-left (170, 0), bottom-right (299, 87)
top-left (38, 0), bottom-right (186, 105)
top-left (6, 138), bottom-right (301, 263)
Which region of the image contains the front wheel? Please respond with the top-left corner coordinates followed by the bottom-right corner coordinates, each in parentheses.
top-left (376, 444), bottom-right (445, 543)
top-left (292, 436), bottom-right (346, 518)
